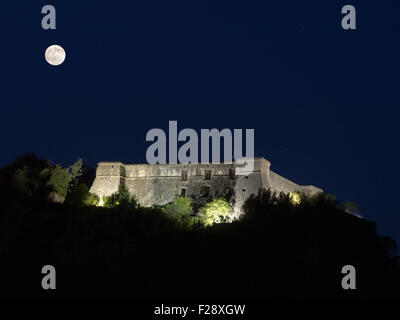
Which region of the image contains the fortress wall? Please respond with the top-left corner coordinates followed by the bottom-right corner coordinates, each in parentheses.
top-left (90, 158), bottom-right (322, 214)
top-left (232, 158), bottom-right (272, 216)
top-left (91, 162), bottom-right (237, 207)
top-left (267, 171), bottom-right (322, 196)
top-left (125, 176), bottom-right (180, 206)
top-left (259, 158), bottom-right (271, 190)
top-left (298, 185), bottom-right (323, 195)
top-left (125, 174), bottom-right (237, 207)
top-left (89, 162), bottom-right (125, 199)
top-left (124, 163), bottom-right (234, 178)
top-left (233, 159), bottom-right (266, 217)
top-left (233, 173), bottom-right (263, 217)
top-left (96, 162), bottom-right (125, 177)
top-left (90, 162), bottom-right (236, 201)
top-left (268, 171), bottom-right (300, 194)
top-left (90, 176), bottom-right (122, 200)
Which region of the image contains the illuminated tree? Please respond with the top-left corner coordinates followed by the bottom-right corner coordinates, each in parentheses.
top-left (198, 198), bottom-right (233, 226)
top-left (162, 196), bottom-right (194, 229)
top-left (103, 184), bottom-right (138, 209)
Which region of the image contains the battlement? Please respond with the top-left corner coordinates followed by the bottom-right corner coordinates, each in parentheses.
top-left (95, 158), bottom-right (271, 178)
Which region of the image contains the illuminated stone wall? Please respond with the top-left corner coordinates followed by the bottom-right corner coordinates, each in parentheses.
top-left (89, 157), bottom-right (322, 216)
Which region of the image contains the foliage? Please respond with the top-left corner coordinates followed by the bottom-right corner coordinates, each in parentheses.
top-left (7, 154), bottom-right (50, 203)
top-left (41, 165), bottom-right (71, 198)
top-left (103, 184), bottom-right (138, 209)
top-left (12, 166), bottom-right (44, 199)
top-left (0, 155), bottom-right (400, 299)
top-left (65, 183), bottom-right (99, 207)
top-left (1, 155), bottom-right (400, 299)
top-left (289, 192), bottom-right (301, 205)
top-left (39, 158), bottom-right (84, 199)
top-left (162, 196), bottom-right (192, 216)
top-left (198, 198), bottom-right (233, 226)
top-left (0, 154), bottom-right (92, 208)
top-left (84, 191), bottom-right (100, 207)
top-left (69, 158), bottom-right (83, 181)
top-left (162, 197), bottom-right (194, 229)
top-left (78, 164), bottom-right (96, 187)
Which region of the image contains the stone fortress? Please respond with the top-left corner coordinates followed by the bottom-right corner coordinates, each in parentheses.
top-left (90, 157), bottom-right (322, 217)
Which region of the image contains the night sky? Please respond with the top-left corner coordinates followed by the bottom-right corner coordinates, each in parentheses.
top-left (1, 1), bottom-right (399, 244)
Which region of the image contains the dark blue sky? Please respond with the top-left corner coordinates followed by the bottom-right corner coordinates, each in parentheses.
top-left (1, 1), bottom-right (399, 244)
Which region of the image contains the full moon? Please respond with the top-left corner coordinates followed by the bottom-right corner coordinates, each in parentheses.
top-left (45, 45), bottom-right (66, 66)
